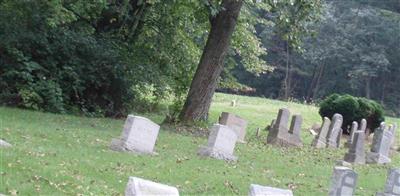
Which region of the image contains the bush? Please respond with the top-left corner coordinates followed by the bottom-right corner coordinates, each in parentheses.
top-left (319, 94), bottom-right (385, 133)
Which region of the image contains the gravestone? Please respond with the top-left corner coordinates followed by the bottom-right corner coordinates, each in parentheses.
top-left (327, 114), bottom-right (343, 148)
top-left (110, 115), bottom-right (160, 155)
top-left (376, 168), bottom-right (400, 196)
top-left (266, 108), bottom-right (303, 147)
top-left (390, 124), bottom-right (398, 152)
top-left (367, 123), bottom-right (393, 164)
top-left (345, 121), bottom-right (358, 148)
top-left (343, 130), bottom-right (366, 164)
top-left (312, 117), bottom-right (331, 148)
top-left (0, 139), bottom-right (12, 148)
top-left (198, 124), bottom-right (238, 161)
top-left (249, 184), bottom-right (293, 196)
top-left (328, 166), bottom-right (358, 196)
top-left (125, 177), bottom-right (179, 196)
top-left (219, 112), bottom-right (248, 143)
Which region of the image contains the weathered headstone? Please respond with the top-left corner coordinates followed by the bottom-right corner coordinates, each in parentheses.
top-left (328, 166), bottom-right (358, 196)
top-left (390, 124), bottom-right (398, 152)
top-left (110, 115), bottom-right (160, 155)
top-left (125, 177), bottom-right (179, 196)
top-left (0, 139), bottom-right (12, 148)
top-left (343, 130), bottom-right (366, 164)
top-left (327, 114), bottom-right (343, 148)
top-left (248, 184), bottom-right (293, 196)
top-left (312, 117), bottom-right (331, 148)
top-left (219, 112), bottom-right (248, 143)
top-left (198, 124), bottom-right (238, 161)
top-left (367, 123), bottom-right (393, 164)
top-left (266, 109), bottom-right (303, 147)
top-left (376, 168), bottom-right (400, 196)
top-left (345, 121), bottom-right (358, 148)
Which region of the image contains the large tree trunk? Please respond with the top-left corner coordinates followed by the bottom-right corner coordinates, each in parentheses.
top-left (283, 41), bottom-right (290, 100)
top-left (179, 0), bottom-right (243, 122)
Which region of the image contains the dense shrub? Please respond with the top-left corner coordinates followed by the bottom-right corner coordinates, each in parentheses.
top-left (319, 94), bottom-right (385, 133)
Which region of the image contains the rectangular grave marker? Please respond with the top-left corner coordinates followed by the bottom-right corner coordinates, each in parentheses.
top-left (327, 114), bottom-right (343, 148)
top-left (249, 184), bottom-right (293, 196)
top-left (110, 115), bottom-right (160, 155)
top-left (125, 177), bottom-right (179, 196)
top-left (312, 117), bottom-right (331, 148)
top-left (380, 168), bottom-right (400, 196)
top-left (198, 124), bottom-right (238, 161)
top-left (329, 166), bottom-right (358, 196)
top-left (367, 123), bottom-right (393, 164)
top-left (267, 108), bottom-right (303, 147)
top-left (219, 112), bottom-right (248, 143)
top-left (343, 130), bottom-right (366, 164)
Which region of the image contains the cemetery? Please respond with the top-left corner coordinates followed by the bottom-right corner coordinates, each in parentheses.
top-left (0, 93), bottom-right (399, 195)
top-left (1, 0), bottom-right (400, 195)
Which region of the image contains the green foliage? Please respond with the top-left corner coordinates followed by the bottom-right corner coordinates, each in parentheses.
top-left (319, 94), bottom-right (385, 133)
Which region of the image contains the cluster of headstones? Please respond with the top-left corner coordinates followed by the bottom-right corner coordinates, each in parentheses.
top-left (124, 176), bottom-right (294, 196)
top-left (123, 167), bottom-right (400, 196)
top-left (342, 121), bottom-right (397, 165)
top-left (329, 167), bottom-right (400, 196)
top-left (109, 112), bottom-right (248, 161)
top-left (265, 109), bottom-right (344, 148)
top-left (266, 108), bottom-right (398, 165)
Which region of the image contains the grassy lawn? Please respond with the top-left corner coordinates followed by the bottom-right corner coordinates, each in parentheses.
top-left (1, 93), bottom-right (399, 195)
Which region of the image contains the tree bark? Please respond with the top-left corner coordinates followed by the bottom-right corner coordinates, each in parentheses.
top-left (365, 77), bottom-right (371, 99)
top-left (179, 0), bottom-right (243, 122)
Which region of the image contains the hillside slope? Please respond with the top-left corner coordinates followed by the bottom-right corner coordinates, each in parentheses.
top-left (0, 93), bottom-right (399, 195)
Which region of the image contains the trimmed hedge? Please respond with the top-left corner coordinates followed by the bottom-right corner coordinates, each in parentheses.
top-left (319, 94), bottom-right (385, 133)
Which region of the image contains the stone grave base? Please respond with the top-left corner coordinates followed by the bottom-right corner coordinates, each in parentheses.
top-left (110, 138), bottom-right (157, 155)
top-left (197, 146), bottom-right (237, 161)
top-left (311, 139), bottom-right (327, 148)
top-left (344, 153), bottom-right (365, 164)
top-left (366, 152), bottom-right (391, 164)
top-left (267, 135), bottom-right (303, 148)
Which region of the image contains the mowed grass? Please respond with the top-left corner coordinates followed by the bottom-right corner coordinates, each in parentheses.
top-left (0, 93), bottom-right (399, 195)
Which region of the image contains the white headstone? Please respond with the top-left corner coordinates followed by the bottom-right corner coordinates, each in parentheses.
top-left (0, 139), bottom-right (12, 148)
top-left (110, 115), bottom-right (160, 154)
top-left (125, 177), bottom-right (179, 196)
top-left (198, 124), bottom-right (238, 161)
top-left (248, 184), bottom-right (293, 196)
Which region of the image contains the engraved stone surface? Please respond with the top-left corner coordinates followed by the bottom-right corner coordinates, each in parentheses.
top-left (329, 166), bottom-right (358, 196)
top-left (198, 124), bottom-right (238, 161)
top-left (248, 184), bottom-right (293, 196)
top-left (377, 168), bottom-right (400, 196)
top-left (267, 109), bottom-right (303, 147)
top-left (367, 123), bottom-right (393, 164)
top-left (125, 177), bottom-right (179, 196)
top-left (312, 117), bottom-right (331, 148)
top-left (219, 112), bottom-right (248, 143)
top-left (346, 121), bottom-right (358, 148)
top-left (327, 114), bottom-right (343, 148)
top-left (343, 130), bottom-right (366, 164)
top-left (110, 115), bottom-right (160, 155)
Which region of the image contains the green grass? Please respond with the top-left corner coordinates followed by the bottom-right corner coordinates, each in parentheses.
top-left (1, 93), bottom-right (399, 195)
